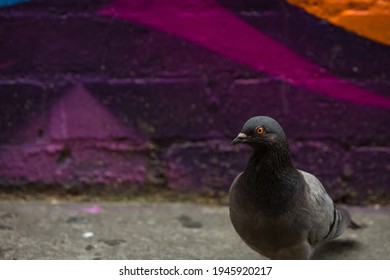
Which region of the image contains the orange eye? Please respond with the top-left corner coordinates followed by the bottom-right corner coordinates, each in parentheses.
top-left (256, 126), bottom-right (264, 135)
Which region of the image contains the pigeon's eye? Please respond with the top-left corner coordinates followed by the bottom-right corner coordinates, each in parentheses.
top-left (256, 127), bottom-right (264, 135)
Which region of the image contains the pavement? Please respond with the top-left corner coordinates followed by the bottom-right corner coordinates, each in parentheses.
top-left (0, 200), bottom-right (389, 260)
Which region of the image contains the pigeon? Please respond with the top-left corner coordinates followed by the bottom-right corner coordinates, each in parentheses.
top-left (229, 116), bottom-right (361, 259)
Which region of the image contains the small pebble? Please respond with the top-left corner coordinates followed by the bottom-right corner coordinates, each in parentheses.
top-left (82, 232), bottom-right (94, 238)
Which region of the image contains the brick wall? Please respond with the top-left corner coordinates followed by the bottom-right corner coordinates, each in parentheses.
top-left (0, 0), bottom-right (389, 203)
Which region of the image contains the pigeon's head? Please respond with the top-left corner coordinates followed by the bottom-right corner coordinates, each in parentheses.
top-left (232, 116), bottom-right (287, 150)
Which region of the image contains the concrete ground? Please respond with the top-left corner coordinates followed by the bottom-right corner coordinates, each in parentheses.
top-left (0, 200), bottom-right (389, 260)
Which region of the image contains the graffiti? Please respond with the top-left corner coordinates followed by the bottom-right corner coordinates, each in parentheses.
top-left (288, 0), bottom-right (390, 46)
top-left (100, 0), bottom-right (390, 108)
top-left (0, 0), bottom-right (389, 202)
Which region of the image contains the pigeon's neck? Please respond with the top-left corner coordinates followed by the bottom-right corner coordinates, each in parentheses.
top-left (248, 141), bottom-right (295, 173)
top-left (242, 145), bottom-right (302, 215)
top-left (257, 146), bottom-right (291, 168)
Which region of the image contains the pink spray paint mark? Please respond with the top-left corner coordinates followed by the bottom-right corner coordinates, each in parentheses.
top-left (50, 84), bottom-right (145, 141)
top-left (80, 204), bottom-right (102, 214)
top-left (99, 0), bottom-right (390, 109)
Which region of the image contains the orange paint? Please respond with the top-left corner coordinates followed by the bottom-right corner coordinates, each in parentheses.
top-left (287, 0), bottom-right (390, 45)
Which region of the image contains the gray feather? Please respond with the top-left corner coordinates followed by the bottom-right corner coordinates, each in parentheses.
top-left (229, 116), bottom-right (361, 259)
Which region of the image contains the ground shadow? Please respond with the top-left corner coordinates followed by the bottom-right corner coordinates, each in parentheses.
top-left (312, 239), bottom-right (363, 260)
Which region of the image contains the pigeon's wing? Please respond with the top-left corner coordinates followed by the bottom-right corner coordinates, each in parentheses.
top-left (229, 172), bottom-right (243, 192)
top-left (299, 170), bottom-right (352, 246)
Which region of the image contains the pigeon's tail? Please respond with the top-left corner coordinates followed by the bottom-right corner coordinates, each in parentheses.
top-left (349, 220), bottom-right (366, 229)
top-left (337, 206), bottom-right (366, 230)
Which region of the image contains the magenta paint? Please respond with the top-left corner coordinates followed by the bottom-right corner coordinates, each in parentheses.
top-left (99, 0), bottom-right (390, 108)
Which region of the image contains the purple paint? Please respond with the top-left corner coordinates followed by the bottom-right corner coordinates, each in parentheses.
top-left (0, 141), bottom-right (147, 185)
top-left (99, 0), bottom-right (390, 108)
top-left (0, 83), bottom-right (148, 185)
top-left (49, 84), bottom-right (145, 142)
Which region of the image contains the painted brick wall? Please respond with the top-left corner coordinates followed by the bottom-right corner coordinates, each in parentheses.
top-left (288, 0), bottom-right (390, 45)
top-left (0, 0), bottom-right (389, 203)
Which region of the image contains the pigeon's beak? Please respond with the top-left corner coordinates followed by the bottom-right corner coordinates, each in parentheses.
top-left (232, 132), bottom-right (249, 145)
